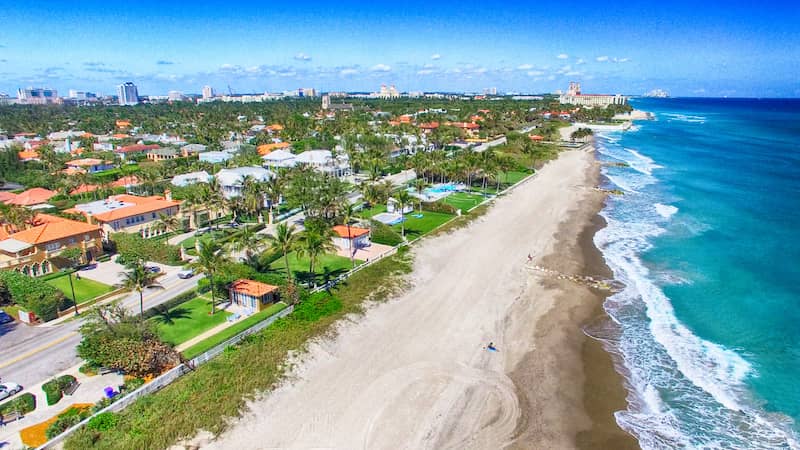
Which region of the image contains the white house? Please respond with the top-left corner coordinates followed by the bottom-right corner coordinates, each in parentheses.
top-left (199, 151), bottom-right (232, 164)
top-left (262, 149), bottom-right (297, 169)
top-left (294, 150), bottom-right (350, 177)
top-left (215, 166), bottom-right (274, 199)
top-left (331, 225), bottom-right (371, 251)
top-left (171, 170), bottom-right (212, 187)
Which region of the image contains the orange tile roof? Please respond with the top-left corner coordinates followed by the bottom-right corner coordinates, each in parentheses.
top-left (115, 144), bottom-right (159, 153)
top-left (529, 134), bottom-right (544, 141)
top-left (6, 188), bottom-right (56, 206)
top-left (62, 167), bottom-right (87, 176)
top-left (81, 132), bottom-right (94, 138)
top-left (0, 226), bottom-right (10, 240)
top-left (66, 158), bottom-right (105, 166)
top-left (257, 142), bottom-right (291, 156)
top-left (70, 184), bottom-right (99, 195)
top-left (419, 122), bottom-right (440, 129)
top-left (90, 195), bottom-right (181, 222)
top-left (332, 225), bottom-right (370, 239)
top-left (111, 175), bottom-right (140, 187)
top-left (0, 192), bottom-right (17, 203)
top-left (266, 124), bottom-right (284, 131)
top-left (112, 133), bottom-right (129, 139)
top-left (229, 279), bottom-right (279, 297)
top-left (18, 150), bottom-right (40, 160)
top-left (116, 120), bottom-right (131, 128)
top-left (9, 214), bottom-right (99, 245)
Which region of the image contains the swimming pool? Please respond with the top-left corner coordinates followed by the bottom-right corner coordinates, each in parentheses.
top-left (409, 183), bottom-right (464, 201)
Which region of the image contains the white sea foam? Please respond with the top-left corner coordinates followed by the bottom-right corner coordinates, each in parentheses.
top-left (654, 203), bottom-right (678, 219)
top-left (662, 113), bottom-right (706, 124)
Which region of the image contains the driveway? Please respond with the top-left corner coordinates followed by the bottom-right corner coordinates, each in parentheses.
top-left (78, 259), bottom-right (183, 287)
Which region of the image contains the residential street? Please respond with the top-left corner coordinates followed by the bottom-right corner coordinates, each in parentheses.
top-left (0, 265), bottom-right (200, 391)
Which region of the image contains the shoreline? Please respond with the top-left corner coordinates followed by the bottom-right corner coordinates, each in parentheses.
top-left (197, 148), bottom-right (637, 450)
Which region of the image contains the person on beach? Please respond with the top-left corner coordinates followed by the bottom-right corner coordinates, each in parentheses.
top-left (527, 254), bottom-right (533, 262)
top-left (487, 342), bottom-right (497, 352)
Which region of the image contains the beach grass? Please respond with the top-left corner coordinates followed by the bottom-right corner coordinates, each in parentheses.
top-left (181, 302), bottom-right (288, 359)
top-left (152, 297), bottom-right (231, 346)
top-left (64, 248), bottom-right (413, 450)
top-left (46, 275), bottom-right (114, 304)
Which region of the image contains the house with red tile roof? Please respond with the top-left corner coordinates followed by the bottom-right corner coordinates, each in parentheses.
top-left (65, 158), bottom-right (115, 174)
top-left (0, 213), bottom-right (103, 276)
top-left (67, 193), bottom-right (182, 238)
top-left (114, 144), bottom-right (160, 160)
top-left (331, 225), bottom-right (371, 251)
top-left (228, 279), bottom-right (279, 312)
top-left (4, 188), bottom-right (57, 207)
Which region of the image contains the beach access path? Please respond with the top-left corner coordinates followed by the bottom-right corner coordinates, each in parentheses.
top-left (198, 149), bottom-right (607, 449)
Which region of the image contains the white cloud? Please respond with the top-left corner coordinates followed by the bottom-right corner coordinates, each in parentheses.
top-left (565, 71), bottom-right (582, 76)
top-left (431, 53), bottom-right (441, 60)
top-left (596, 56), bottom-right (609, 62)
top-left (576, 58), bottom-right (586, 65)
top-left (692, 88), bottom-right (706, 94)
top-left (472, 67), bottom-right (488, 74)
top-left (612, 57), bottom-right (630, 63)
top-left (547, 75), bottom-right (556, 81)
top-left (294, 52), bottom-right (311, 61)
top-left (527, 70), bottom-right (545, 77)
top-left (517, 63), bottom-right (534, 70)
top-left (246, 66), bottom-right (261, 74)
top-left (339, 68), bottom-right (359, 77)
top-left (417, 69), bottom-right (435, 75)
top-left (556, 65), bottom-right (572, 74)
top-left (557, 53), bottom-right (569, 59)
top-left (370, 63), bottom-right (392, 72)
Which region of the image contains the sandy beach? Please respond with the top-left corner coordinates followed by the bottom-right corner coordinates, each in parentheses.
top-left (196, 147), bottom-right (637, 450)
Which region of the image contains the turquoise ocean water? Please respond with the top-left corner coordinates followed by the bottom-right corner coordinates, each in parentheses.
top-left (593, 98), bottom-right (800, 449)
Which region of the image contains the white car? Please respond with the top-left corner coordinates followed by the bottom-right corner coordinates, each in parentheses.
top-left (0, 382), bottom-right (22, 401)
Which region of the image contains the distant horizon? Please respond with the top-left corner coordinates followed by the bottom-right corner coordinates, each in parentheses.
top-left (1, 1), bottom-right (797, 98)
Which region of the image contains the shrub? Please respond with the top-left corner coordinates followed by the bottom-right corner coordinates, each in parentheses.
top-left (0, 271), bottom-right (66, 322)
top-left (421, 201), bottom-right (458, 215)
top-left (0, 392), bottom-right (36, 415)
top-left (111, 233), bottom-right (182, 266)
top-left (86, 412), bottom-right (118, 432)
top-left (369, 220), bottom-right (403, 246)
top-left (121, 377), bottom-right (145, 393)
top-left (79, 363), bottom-right (98, 376)
top-left (45, 407), bottom-right (89, 439)
top-left (42, 375), bottom-right (77, 406)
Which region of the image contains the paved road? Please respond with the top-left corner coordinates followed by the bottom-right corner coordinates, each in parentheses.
top-left (0, 269), bottom-right (200, 390)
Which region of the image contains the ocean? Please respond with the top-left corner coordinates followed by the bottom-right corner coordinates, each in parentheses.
top-left (593, 98), bottom-right (800, 449)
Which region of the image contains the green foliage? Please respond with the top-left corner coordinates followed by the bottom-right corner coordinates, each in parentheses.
top-left (0, 392), bottom-right (36, 415)
top-left (86, 412), bottom-right (118, 432)
top-left (111, 233), bottom-right (182, 266)
top-left (291, 292), bottom-right (343, 323)
top-left (368, 220), bottom-right (403, 246)
top-left (140, 289), bottom-right (196, 321)
top-left (0, 271), bottom-right (66, 322)
top-left (42, 375), bottom-right (76, 406)
top-left (46, 406), bottom-right (90, 439)
top-left (122, 378), bottom-right (145, 393)
top-left (421, 201), bottom-right (458, 215)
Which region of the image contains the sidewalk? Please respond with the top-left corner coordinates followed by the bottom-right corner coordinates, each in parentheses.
top-left (0, 363), bottom-right (123, 449)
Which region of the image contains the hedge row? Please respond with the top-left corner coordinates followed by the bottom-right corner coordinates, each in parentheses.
top-left (421, 201), bottom-right (458, 215)
top-left (111, 233), bottom-right (182, 266)
top-left (42, 375), bottom-right (77, 406)
top-left (0, 271), bottom-right (68, 322)
top-left (369, 220), bottom-right (404, 246)
top-left (0, 392), bottom-right (36, 415)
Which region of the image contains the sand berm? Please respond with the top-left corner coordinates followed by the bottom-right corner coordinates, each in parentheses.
top-left (190, 147), bottom-right (638, 449)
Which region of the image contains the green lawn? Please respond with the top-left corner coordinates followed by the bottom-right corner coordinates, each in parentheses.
top-left (497, 170), bottom-right (532, 186)
top-left (358, 204), bottom-right (387, 219)
top-left (269, 252), bottom-right (358, 285)
top-left (152, 296), bottom-right (231, 346)
top-left (181, 302), bottom-right (288, 359)
top-left (46, 274), bottom-right (114, 304)
top-left (393, 210), bottom-right (455, 240)
top-left (443, 192), bottom-right (485, 213)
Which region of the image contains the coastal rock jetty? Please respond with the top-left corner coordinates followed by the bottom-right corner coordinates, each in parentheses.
top-left (527, 264), bottom-right (621, 292)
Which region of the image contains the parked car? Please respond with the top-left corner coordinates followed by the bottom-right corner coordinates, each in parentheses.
top-left (177, 269), bottom-right (194, 279)
top-left (145, 265), bottom-right (161, 274)
top-left (0, 310), bottom-right (12, 324)
top-left (0, 382), bottom-right (22, 401)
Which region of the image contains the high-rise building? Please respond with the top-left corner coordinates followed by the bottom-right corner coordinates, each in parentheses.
top-left (17, 87), bottom-right (60, 105)
top-left (202, 85), bottom-right (214, 99)
top-left (321, 94), bottom-right (331, 110)
top-left (167, 90), bottom-right (185, 101)
top-left (559, 82), bottom-right (627, 107)
top-left (117, 82), bottom-right (139, 106)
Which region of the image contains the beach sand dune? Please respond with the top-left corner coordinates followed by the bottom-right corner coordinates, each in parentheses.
top-left (198, 149), bottom-right (635, 450)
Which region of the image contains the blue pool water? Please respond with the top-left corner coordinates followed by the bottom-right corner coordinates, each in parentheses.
top-left (594, 98), bottom-right (800, 449)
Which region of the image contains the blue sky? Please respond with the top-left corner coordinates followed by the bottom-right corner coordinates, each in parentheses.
top-left (0, 0), bottom-right (798, 97)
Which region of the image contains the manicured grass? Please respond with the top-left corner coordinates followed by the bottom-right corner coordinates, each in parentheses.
top-left (358, 204), bottom-right (387, 219)
top-left (497, 170), bottom-right (532, 186)
top-left (443, 192), bottom-right (485, 213)
top-left (46, 275), bottom-right (114, 304)
top-left (152, 297), bottom-right (231, 346)
top-left (64, 249), bottom-right (413, 450)
top-left (393, 210), bottom-right (455, 240)
top-left (181, 302), bottom-right (288, 359)
top-left (268, 252), bottom-right (359, 285)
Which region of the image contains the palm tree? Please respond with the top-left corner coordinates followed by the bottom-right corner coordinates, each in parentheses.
top-left (339, 202), bottom-right (358, 267)
top-left (395, 190), bottom-right (412, 238)
top-left (121, 260), bottom-right (162, 319)
top-left (412, 179), bottom-right (428, 212)
top-left (296, 228), bottom-right (336, 284)
top-left (190, 238), bottom-right (228, 315)
top-left (225, 225), bottom-right (264, 261)
top-left (155, 212), bottom-right (181, 235)
top-left (263, 176), bottom-right (283, 224)
top-left (268, 222), bottom-right (298, 283)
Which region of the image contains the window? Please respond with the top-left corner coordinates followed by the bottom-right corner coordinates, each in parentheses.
top-left (45, 242), bottom-right (61, 251)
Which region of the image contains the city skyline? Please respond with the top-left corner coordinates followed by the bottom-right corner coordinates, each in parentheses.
top-left (0, 0), bottom-right (798, 97)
